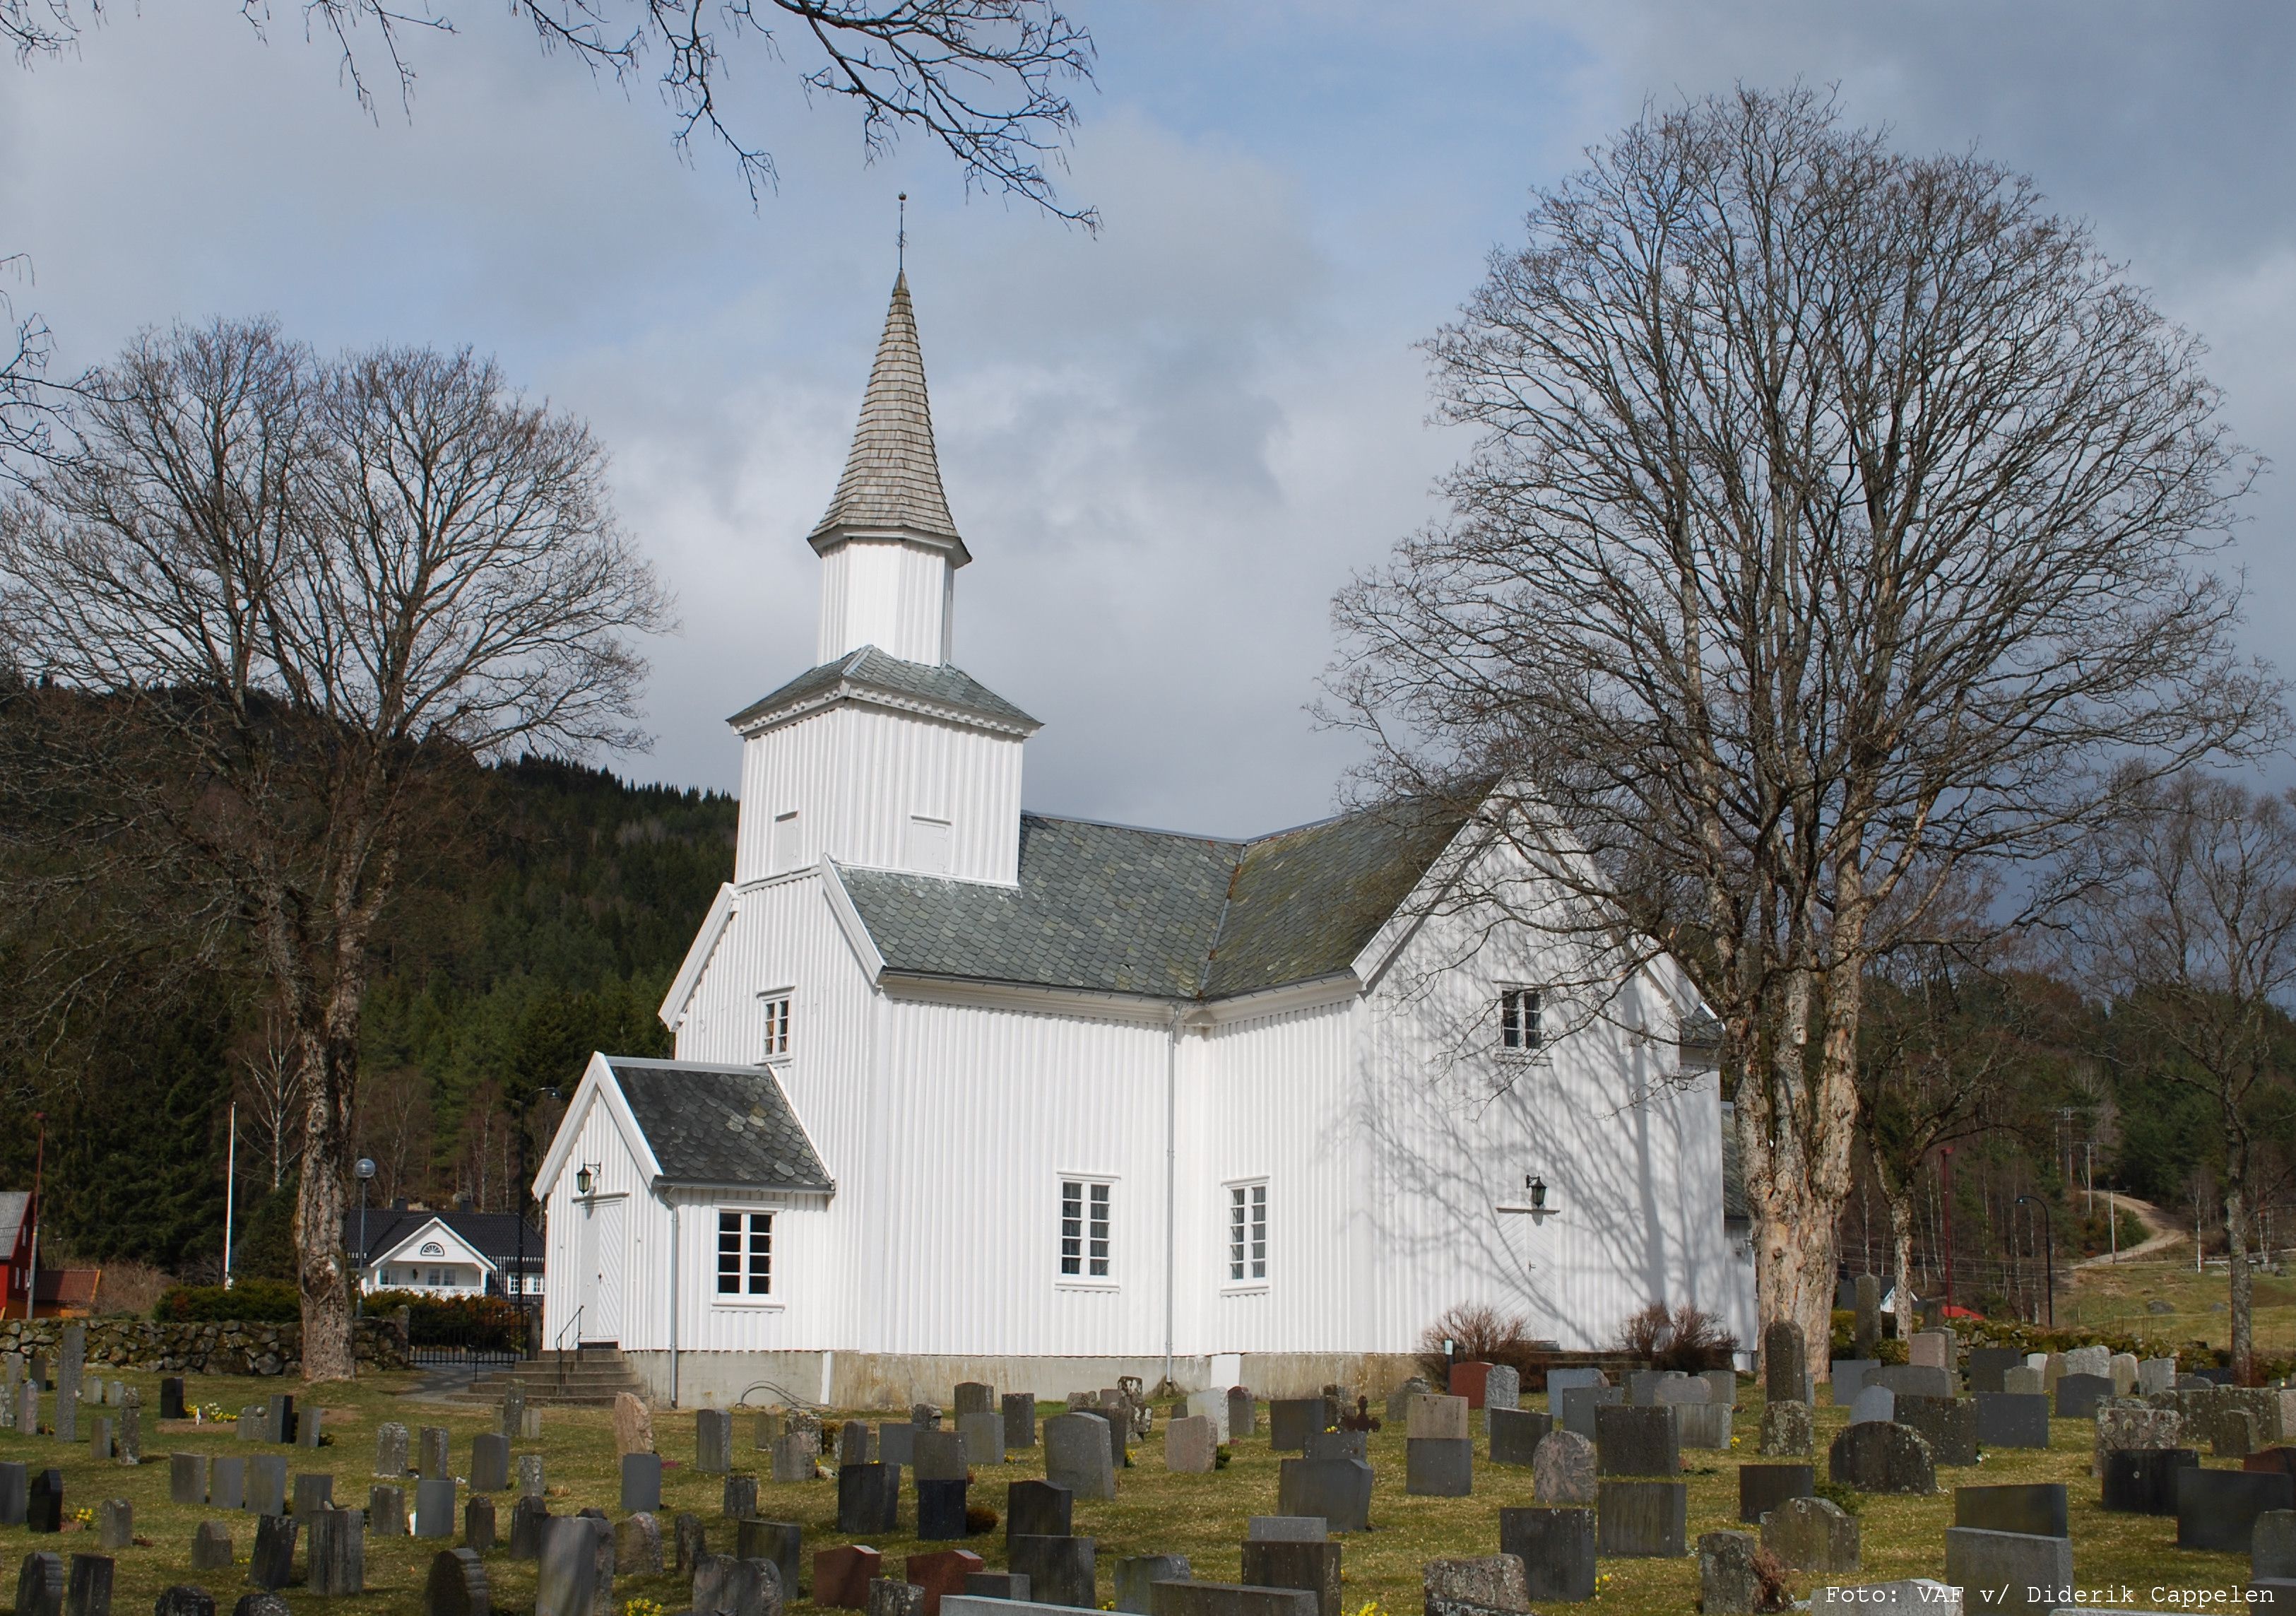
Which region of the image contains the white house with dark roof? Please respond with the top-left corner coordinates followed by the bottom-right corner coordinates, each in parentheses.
top-left (533, 273), bottom-right (1755, 1406)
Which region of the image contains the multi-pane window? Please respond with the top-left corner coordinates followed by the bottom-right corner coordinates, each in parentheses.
top-left (1227, 1181), bottom-right (1267, 1282)
top-left (716, 1210), bottom-right (773, 1296)
top-left (1500, 988), bottom-right (1542, 1052)
top-left (759, 994), bottom-right (791, 1060)
top-left (1060, 1179), bottom-right (1112, 1278)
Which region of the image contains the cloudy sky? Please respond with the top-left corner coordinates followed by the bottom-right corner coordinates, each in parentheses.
top-left (6, 2), bottom-right (2293, 837)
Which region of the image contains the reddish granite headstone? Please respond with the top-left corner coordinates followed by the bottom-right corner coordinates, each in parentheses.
top-left (1448, 1362), bottom-right (1494, 1410)
top-left (905, 1549), bottom-right (986, 1616)
top-left (815, 1545), bottom-right (884, 1609)
top-left (2245, 1448), bottom-right (2296, 1478)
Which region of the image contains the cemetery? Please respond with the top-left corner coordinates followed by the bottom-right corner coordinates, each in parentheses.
top-left (0, 1314), bottom-right (2289, 1615)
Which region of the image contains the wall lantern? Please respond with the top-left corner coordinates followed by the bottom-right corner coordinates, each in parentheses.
top-left (1501, 1173), bottom-right (1558, 1225)
top-left (575, 1165), bottom-right (596, 1196)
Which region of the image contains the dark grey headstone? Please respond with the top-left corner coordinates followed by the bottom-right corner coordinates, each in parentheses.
top-left (1007, 1479), bottom-right (1072, 1541)
top-left (426, 1547), bottom-right (490, 1616)
top-left (837, 1463), bottom-right (899, 1535)
top-left (1274, 1457), bottom-right (1372, 1533)
top-left (621, 1452), bottom-right (663, 1514)
top-left (967, 1574), bottom-right (1032, 1601)
top-left (917, 1478), bottom-right (969, 1540)
top-left (1009, 1534), bottom-right (1096, 1609)
top-left (246, 1456), bottom-right (286, 1518)
top-left (1227, 1389), bottom-right (1255, 1439)
top-left (955, 1383), bottom-right (996, 1418)
top-left (1115, 1555), bottom-right (1193, 1616)
top-left (697, 1410), bottom-right (733, 1475)
top-left (1953, 1483), bottom-right (2066, 1538)
top-left (2055, 1374), bottom-right (2112, 1420)
top-left (1763, 1321), bottom-right (1806, 1407)
top-left (519, 1455), bottom-right (545, 1498)
top-left (535, 1516), bottom-right (610, 1616)
top-left (673, 1512), bottom-right (706, 1576)
top-left (1826, 1422), bottom-right (1935, 1495)
top-left (838, 1422), bottom-right (877, 1465)
top-left (2102, 1447), bottom-right (2198, 1514)
top-left (1497, 1506), bottom-right (1595, 1603)
top-left (1698, 1531), bottom-right (1761, 1616)
top-left (1943, 1527), bottom-right (2069, 1615)
top-left (914, 1430), bottom-right (967, 1482)
top-left (62, 1555), bottom-right (109, 1616)
top-left (1736, 1463), bottom-right (1814, 1523)
top-left (2258, 1509), bottom-right (2296, 1579)
top-left (1973, 1393), bottom-right (2049, 1450)
top-left (1247, 1518), bottom-right (1327, 1543)
top-left (464, 1497), bottom-right (496, 1555)
top-left (95, 1498), bottom-right (130, 1552)
top-left (1239, 1540), bottom-right (1339, 1616)
top-left (724, 1473), bottom-right (759, 1520)
top-left (1301, 1430), bottom-right (1366, 1463)
top-left (878, 1422), bottom-right (916, 1467)
top-left (153, 1587), bottom-right (213, 1616)
top-left (1268, 1400), bottom-right (1330, 1453)
top-left (735, 1518), bottom-right (803, 1597)
top-left (1043, 1415), bottom-right (1115, 1500)
top-left (369, 1485), bottom-right (406, 1537)
top-left (1144, 1586), bottom-right (1314, 1616)
top-left (158, 1379), bottom-right (187, 1422)
top-left (1828, 1360), bottom-right (1879, 1403)
top-left (28, 1468), bottom-right (64, 1533)
top-left (1556, 1386), bottom-right (1622, 1441)
top-left (1488, 1408), bottom-right (1551, 1467)
top-left (1404, 1438), bottom-right (1472, 1497)
top-left (231, 1594), bottom-right (290, 1616)
top-left (0, 1461), bottom-right (28, 1524)
top-left (693, 1555), bottom-right (783, 1616)
top-left (309, 1507), bottom-right (364, 1597)
top-left (171, 1455), bottom-right (208, 1508)
top-left (264, 1395), bottom-right (294, 1446)
top-left (471, 1433), bottom-right (509, 1492)
top-left (415, 1478), bottom-right (457, 1540)
top-left (16, 1551), bottom-right (64, 1616)
top-left (508, 1496), bottom-right (550, 1561)
top-left (1594, 1405), bottom-right (1679, 1477)
top-left (292, 1473), bottom-right (332, 1518)
top-left (1869, 1365), bottom-right (1953, 1400)
top-left (296, 1408), bottom-right (321, 1451)
top-left (209, 1459), bottom-right (243, 1513)
top-left (1966, 1348), bottom-right (2023, 1396)
top-left (247, 1516), bottom-right (297, 1591)
top-left (1596, 1479), bottom-right (1688, 1557)
top-left (376, 1423), bottom-right (409, 1478)
top-left (1891, 1396), bottom-right (1977, 1467)
top-left (2177, 1467), bottom-right (2295, 1552)
top-left (1004, 1393), bottom-right (1038, 1451)
top-left (419, 1427), bottom-right (451, 1481)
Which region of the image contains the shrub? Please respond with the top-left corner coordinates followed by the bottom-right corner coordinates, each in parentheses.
top-left (1613, 1302), bottom-right (1737, 1372)
top-left (363, 1290), bottom-right (528, 1351)
top-left (1416, 1302), bottom-right (1543, 1383)
top-left (153, 1278), bottom-right (301, 1323)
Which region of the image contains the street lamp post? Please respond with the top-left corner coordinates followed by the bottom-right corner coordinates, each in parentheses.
top-left (355, 1159), bottom-right (377, 1318)
top-left (2014, 1193), bottom-right (2054, 1328)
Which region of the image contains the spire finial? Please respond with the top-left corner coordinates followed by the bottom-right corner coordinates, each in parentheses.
top-left (897, 191), bottom-right (907, 274)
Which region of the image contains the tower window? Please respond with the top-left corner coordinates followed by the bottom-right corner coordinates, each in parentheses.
top-left (771, 810), bottom-right (801, 874)
top-left (759, 993), bottom-right (792, 1060)
top-left (1500, 988), bottom-right (1542, 1052)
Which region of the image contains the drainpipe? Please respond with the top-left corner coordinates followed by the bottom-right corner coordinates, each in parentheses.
top-left (1165, 1004), bottom-right (1181, 1392)
top-left (668, 1191), bottom-right (681, 1408)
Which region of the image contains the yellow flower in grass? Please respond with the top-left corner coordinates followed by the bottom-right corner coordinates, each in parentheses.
top-left (625, 1600), bottom-right (665, 1616)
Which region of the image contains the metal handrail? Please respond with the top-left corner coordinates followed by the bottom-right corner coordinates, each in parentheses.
top-left (552, 1305), bottom-right (584, 1390)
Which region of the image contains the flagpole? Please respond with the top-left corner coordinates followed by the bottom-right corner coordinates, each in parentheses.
top-left (223, 1103), bottom-right (237, 1290)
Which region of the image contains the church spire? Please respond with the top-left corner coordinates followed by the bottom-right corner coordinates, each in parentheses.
top-left (809, 272), bottom-right (967, 562)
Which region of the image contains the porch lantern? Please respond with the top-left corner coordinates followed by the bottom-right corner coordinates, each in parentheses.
top-left (575, 1164), bottom-right (595, 1196)
top-left (1499, 1173), bottom-right (1558, 1225)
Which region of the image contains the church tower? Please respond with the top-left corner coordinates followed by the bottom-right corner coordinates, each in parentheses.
top-left (726, 275), bottom-right (1037, 888)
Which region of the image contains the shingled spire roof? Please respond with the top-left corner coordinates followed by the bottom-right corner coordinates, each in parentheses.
top-left (809, 272), bottom-right (966, 560)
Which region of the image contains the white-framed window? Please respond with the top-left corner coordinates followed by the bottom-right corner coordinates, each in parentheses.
top-left (1499, 987), bottom-right (1542, 1053)
top-left (759, 991), bottom-right (792, 1060)
top-left (716, 1210), bottom-right (774, 1297)
top-left (771, 810), bottom-right (801, 873)
top-left (1226, 1180), bottom-right (1267, 1284)
top-left (1059, 1179), bottom-right (1113, 1280)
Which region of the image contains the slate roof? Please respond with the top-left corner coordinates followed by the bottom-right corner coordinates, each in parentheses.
top-left (836, 796), bottom-right (1478, 1002)
top-left (810, 272), bottom-right (963, 550)
top-left (0, 1192), bottom-right (28, 1247)
top-left (603, 1056), bottom-right (834, 1190)
top-left (728, 647), bottom-right (1040, 735)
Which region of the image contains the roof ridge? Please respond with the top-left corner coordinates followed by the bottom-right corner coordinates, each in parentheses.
top-left (809, 273), bottom-right (963, 548)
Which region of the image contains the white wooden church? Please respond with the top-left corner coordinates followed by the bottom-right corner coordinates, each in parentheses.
top-left (533, 274), bottom-right (1753, 1408)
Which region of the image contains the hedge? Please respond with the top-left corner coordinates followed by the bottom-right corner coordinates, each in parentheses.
top-left (363, 1289), bottom-right (528, 1351)
top-left (153, 1278), bottom-right (301, 1323)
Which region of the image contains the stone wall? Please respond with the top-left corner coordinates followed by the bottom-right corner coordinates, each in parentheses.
top-left (0, 1316), bottom-right (410, 1376)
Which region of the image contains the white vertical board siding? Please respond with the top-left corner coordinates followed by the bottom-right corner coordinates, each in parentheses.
top-left (668, 1186), bottom-right (834, 1353)
top-left (816, 541), bottom-right (951, 664)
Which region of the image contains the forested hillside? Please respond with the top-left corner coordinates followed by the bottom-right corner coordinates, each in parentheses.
top-left (0, 756), bottom-right (735, 1280)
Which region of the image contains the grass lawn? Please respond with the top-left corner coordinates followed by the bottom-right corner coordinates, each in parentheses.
top-left (2059, 1235), bottom-right (2296, 1362)
top-left (0, 1364), bottom-right (2264, 1615)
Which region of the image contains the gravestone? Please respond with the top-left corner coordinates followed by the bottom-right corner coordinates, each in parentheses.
top-left (2219, 1410), bottom-right (2261, 1458)
top-left (419, 1427), bottom-right (451, 1481)
top-left (1531, 1431), bottom-right (1596, 1504)
top-left (1145, 1585), bottom-right (1314, 1616)
top-left (613, 1513), bottom-right (663, 1577)
top-left (309, 1506), bottom-right (365, 1597)
top-left (755, 1411), bottom-right (787, 1450)
top-left (2177, 1467), bottom-right (2294, 1552)
top-left (1005, 1394), bottom-right (1040, 1450)
top-left (698, 1410), bottom-right (734, 1475)
top-left (960, 1412), bottom-right (1006, 1467)
top-left (1943, 1527), bottom-right (2068, 1614)
top-left (1953, 1482), bottom-right (2066, 1538)
top-left (1764, 1321), bottom-right (1806, 1406)
top-left (1007, 1535), bottom-right (1096, 1608)
top-left (1827, 1422), bottom-right (1935, 1494)
top-left (28, 1468), bottom-right (64, 1532)
top-left (1420, 1555), bottom-right (1527, 1616)
top-left (154, 1588), bottom-right (213, 1616)
top-left (1653, 1379), bottom-right (1708, 1406)
top-left (15, 1553), bottom-right (63, 1616)
top-left (868, 1574), bottom-right (924, 1616)
top-left (880, 1424), bottom-right (916, 1467)
top-left (1556, 1385), bottom-right (1621, 1441)
top-left (2095, 1404), bottom-right (2184, 1480)
top-left (1892, 1396), bottom-right (1977, 1466)
top-left (508, 1497), bottom-right (550, 1560)
top-left (1497, 1507), bottom-right (1596, 1603)
top-left (773, 1431), bottom-right (819, 1483)
top-left (1702, 1369), bottom-right (1738, 1410)
top-left (265, 1395), bottom-right (295, 1446)
top-left (2056, 1374), bottom-right (2112, 1420)
top-left (839, 1423), bottom-right (876, 1465)
top-left (2109, 1353), bottom-right (2140, 1398)
top-left (1043, 1415), bottom-right (1116, 1501)
top-left (248, 1516), bottom-right (297, 1591)
top-left (1676, 1403), bottom-right (1732, 1449)
top-left (1448, 1362), bottom-right (1493, 1409)
top-left (17, 1384), bottom-right (35, 1437)
top-left (1853, 1276), bottom-right (1881, 1357)
top-left (1226, 1389), bottom-right (1254, 1441)
top-left (611, 1393), bottom-right (655, 1458)
top-left (471, 1434), bottom-right (509, 1492)
top-left (1698, 1531), bottom-right (1762, 1616)
top-left (1485, 1366), bottom-right (1522, 1414)
top-left (426, 1548), bottom-right (489, 1616)
top-left (622, 1453), bottom-right (663, 1514)
top-left (838, 1463), bottom-right (900, 1534)
top-left (376, 1423), bottom-right (410, 1478)
top-left (1247, 1518), bottom-right (1325, 1542)
top-left (1973, 1393), bottom-right (2049, 1450)
top-left (674, 1513), bottom-right (706, 1576)
top-left (1274, 1457), bottom-right (1373, 1533)
top-left (369, 1485), bottom-right (406, 1537)
top-left (54, 1327), bottom-right (83, 1443)
top-left (209, 1459), bottom-right (243, 1513)
top-left (1164, 1416), bottom-right (1215, 1474)
top-left (741, 1519), bottom-right (805, 1598)
top-left (0, 1463), bottom-right (23, 1528)
top-left (95, 1498), bottom-right (129, 1551)
top-left (915, 1431), bottom-right (968, 1483)
top-left (954, 1382), bottom-right (995, 1419)
top-left (1626, 1370), bottom-right (1677, 1408)
top-left (2003, 1365), bottom-right (2043, 1396)
top-left (910, 1549), bottom-right (987, 1616)
top-left (85, 1418), bottom-right (112, 1463)
top-left (247, 1456), bottom-right (286, 1518)
top-left (1404, 1437), bottom-right (1472, 1497)
top-left (1116, 1555), bottom-right (1193, 1616)
top-left (295, 1408), bottom-right (321, 1451)
top-left (1758, 1400), bottom-right (1812, 1456)
top-left (1908, 1331), bottom-right (1953, 1372)
top-left (1268, 1400), bottom-right (1327, 1454)
top-left (964, 1574), bottom-right (1031, 1602)
top-left (416, 1478), bottom-right (457, 1539)
top-left (917, 1479), bottom-right (969, 1540)
top-left (2064, 1345), bottom-right (2110, 1379)
top-left (815, 1545), bottom-right (884, 1610)
top-left (725, 1473), bottom-right (759, 1520)
top-left (1489, 1408), bottom-right (1551, 1466)
top-left (172, 1455), bottom-right (208, 1507)
top-left (1541, 1367), bottom-right (1606, 1398)
top-left (190, 1523), bottom-right (233, 1571)
top-left (1242, 1541), bottom-right (1339, 1616)
top-left (116, 1393), bottom-right (141, 1466)
top-left (2138, 1357), bottom-right (2178, 1396)
top-left (1829, 1360), bottom-right (1879, 1403)
top-left (1849, 1386), bottom-right (1894, 1427)
top-left (1760, 1496), bottom-right (1859, 1573)
top-left (535, 1516), bottom-right (611, 1616)
top-left (1736, 1463), bottom-right (1814, 1523)
top-left (1594, 1405), bottom-right (1678, 1476)
top-left (2101, 1446), bottom-right (2198, 1514)
top-left (1870, 1365), bottom-right (1953, 1400)
top-left (464, 1497), bottom-right (496, 1555)
top-left (63, 1557), bottom-right (110, 1616)
top-left (2256, 1508), bottom-right (2296, 1583)
top-left (1007, 1480), bottom-right (1072, 1540)
top-left (158, 1378), bottom-right (186, 1421)
top-left (292, 1473), bottom-right (332, 1518)
top-left (1966, 1347), bottom-right (2023, 1396)
top-left (500, 1384), bottom-right (524, 1441)
top-left (1595, 1479), bottom-right (1687, 1557)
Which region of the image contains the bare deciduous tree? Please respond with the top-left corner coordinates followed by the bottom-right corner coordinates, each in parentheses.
top-left (239, 1014), bottom-right (309, 1193)
top-left (2064, 774), bottom-right (2296, 1383)
top-left (1326, 88), bottom-right (2278, 1370)
top-left (3, 0), bottom-right (1096, 221)
top-left (0, 319), bottom-right (670, 1379)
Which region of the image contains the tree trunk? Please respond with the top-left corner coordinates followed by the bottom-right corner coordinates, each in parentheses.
top-left (2227, 1169), bottom-right (2254, 1386)
top-left (292, 951), bottom-right (368, 1384)
top-left (1888, 1178), bottom-right (1919, 1343)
